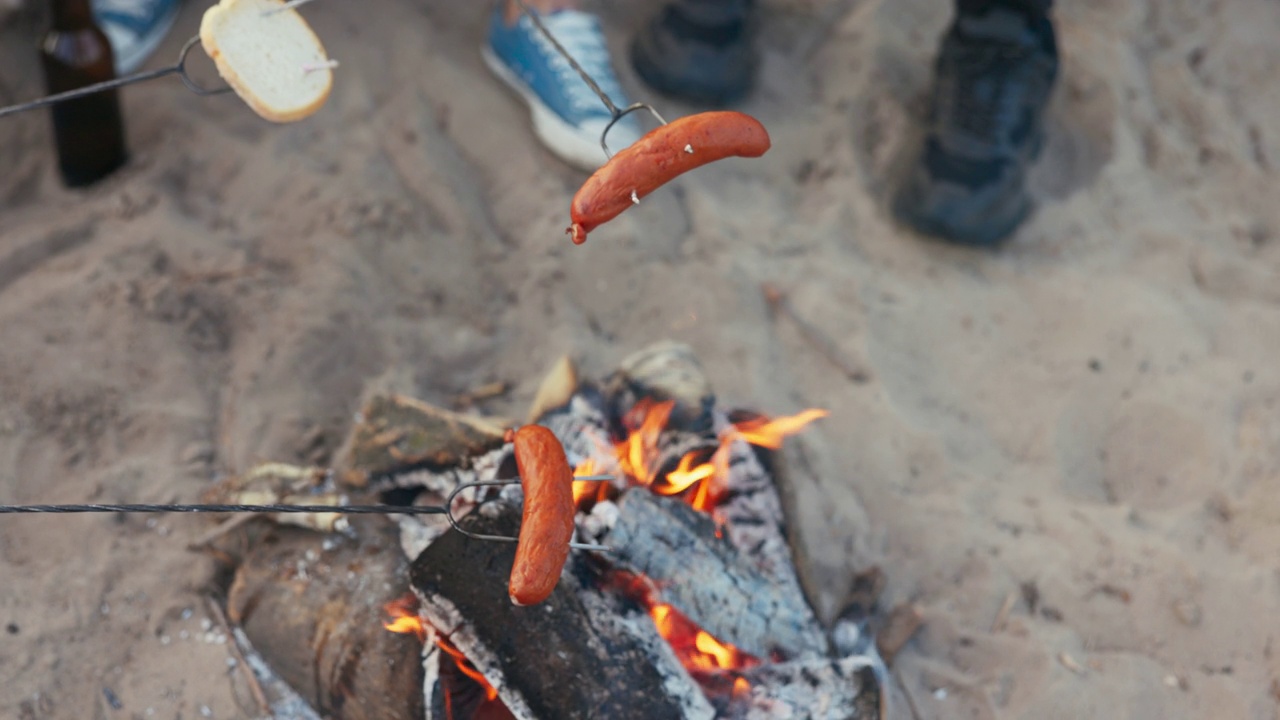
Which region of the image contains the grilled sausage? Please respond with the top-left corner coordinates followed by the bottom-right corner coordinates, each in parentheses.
top-left (507, 425), bottom-right (576, 606)
top-left (567, 110), bottom-right (772, 245)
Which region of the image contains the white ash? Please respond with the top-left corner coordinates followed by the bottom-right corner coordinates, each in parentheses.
top-left (735, 655), bottom-right (885, 720)
top-left (412, 592), bottom-right (537, 720)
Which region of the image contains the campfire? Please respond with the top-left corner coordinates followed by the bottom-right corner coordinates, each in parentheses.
top-left (211, 342), bottom-right (886, 720)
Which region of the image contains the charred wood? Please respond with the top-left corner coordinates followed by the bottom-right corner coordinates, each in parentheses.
top-left (224, 517), bottom-right (424, 720)
top-left (339, 394), bottom-right (507, 488)
top-left (410, 500), bottom-right (714, 720)
top-left (605, 340), bottom-right (716, 433)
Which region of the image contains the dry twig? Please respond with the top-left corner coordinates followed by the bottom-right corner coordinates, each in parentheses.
top-left (204, 594), bottom-right (271, 716)
top-left (763, 283), bottom-right (870, 384)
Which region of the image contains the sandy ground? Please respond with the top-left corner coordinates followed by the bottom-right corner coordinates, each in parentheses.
top-left (2, 0), bottom-right (1280, 718)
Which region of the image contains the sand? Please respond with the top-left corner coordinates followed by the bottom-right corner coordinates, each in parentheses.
top-left (2, 0), bottom-right (1279, 718)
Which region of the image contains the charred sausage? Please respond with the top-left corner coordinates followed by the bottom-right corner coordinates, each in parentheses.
top-left (567, 110), bottom-right (772, 245)
top-left (507, 425), bottom-right (576, 606)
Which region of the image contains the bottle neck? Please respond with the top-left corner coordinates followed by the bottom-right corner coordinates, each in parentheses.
top-left (51, 0), bottom-right (96, 28)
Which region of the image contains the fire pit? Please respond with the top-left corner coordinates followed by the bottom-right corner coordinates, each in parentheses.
top-left (212, 342), bottom-right (888, 720)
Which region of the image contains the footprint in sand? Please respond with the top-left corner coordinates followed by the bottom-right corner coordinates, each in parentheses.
top-left (1100, 401), bottom-right (1215, 511)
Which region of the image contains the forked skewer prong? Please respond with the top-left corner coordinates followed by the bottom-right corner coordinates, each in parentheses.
top-left (445, 475), bottom-right (614, 552)
top-left (600, 102), bottom-right (669, 159)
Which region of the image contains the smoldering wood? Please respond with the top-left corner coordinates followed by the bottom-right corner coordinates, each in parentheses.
top-left (410, 500), bottom-right (714, 720)
top-left (224, 517), bottom-right (424, 720)
top-left (596, 489), bottom-right (829, 661)
top-left (339, 393), bottom-right (508, 488)
top-left (605, 340), bottom-right (717, 433)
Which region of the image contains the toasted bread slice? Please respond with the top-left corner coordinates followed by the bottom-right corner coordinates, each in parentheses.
top-left (200, 0), bottom-right (333, 123)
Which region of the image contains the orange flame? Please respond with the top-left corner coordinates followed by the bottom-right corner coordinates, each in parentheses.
top-left (383, 595), bottom-right (427, 643)
top-left (616, 398), bottom-right (675, 486)
top-left (730, 408), bottom-right (830, 449)
top-left (611, 400), bottom-right (826, 515)
top-left (384, 597), bottom-right (500, 704)
top-left (649, 602), bottom-right (760, 674)
top-left (572, 458), bottom-right (610, 508)
top-left (661, 452), bottom-right (715, 495)
top-left (435, 635), bottom-right (499, 702)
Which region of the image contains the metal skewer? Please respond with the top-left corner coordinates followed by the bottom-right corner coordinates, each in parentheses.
top-left (445, 475), bottom-right (614, 551)
top-left (0, 35), bottom-right (231, 121)
top-left (0, 474), bottom-right (616, 551)
top-left (507, 0), bottom-right (667, 158)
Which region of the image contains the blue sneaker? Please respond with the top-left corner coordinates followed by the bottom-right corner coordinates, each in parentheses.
top-left (483, 7), bottom-right (643, 171)
top-left (92, 0), bottom-right (182, 76)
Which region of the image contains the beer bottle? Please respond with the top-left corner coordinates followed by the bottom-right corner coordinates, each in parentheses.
top-left (39, 0), bottom-right (129, 188)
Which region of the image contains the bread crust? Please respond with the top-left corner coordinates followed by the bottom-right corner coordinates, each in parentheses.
top-left (199, 0), bottom-right (333, 123)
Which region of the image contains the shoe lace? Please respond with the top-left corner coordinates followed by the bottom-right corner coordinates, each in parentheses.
top-left (528, 12), bottom-right (625, 114)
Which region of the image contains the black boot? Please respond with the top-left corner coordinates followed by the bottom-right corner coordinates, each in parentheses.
top-left (630, 0), bottom-right (757, 106)
top-left (892, 1), bottom-right (1059, 246)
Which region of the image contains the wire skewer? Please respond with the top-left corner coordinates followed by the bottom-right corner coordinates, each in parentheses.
top-left (507, 0), bottom-right (667, 158)
top-left (0, 36), bottom-right (231, 121)
top-left (0, 474), bottom-right (616, 551)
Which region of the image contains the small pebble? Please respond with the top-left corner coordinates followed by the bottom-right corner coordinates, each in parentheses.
top-left (1172, 598), bottom-right (1202, 627)
top-left (180, 608), bottom-right (193, 621)
top-left (225, 657), bottom-right (238, 669)
top-left (102, 687), bottom-right (123, 710)
top-left (200, 618), bottom-right (212, 632)
top-left (160, 635), bottom-right (170, 645)
top-left (200, 704), bottom-right (213, 717)
top-left (933, 688), bottom-right (948, 700)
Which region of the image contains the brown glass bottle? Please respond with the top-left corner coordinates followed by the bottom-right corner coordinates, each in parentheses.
top-left (40, 0), bottom-right (128, 188)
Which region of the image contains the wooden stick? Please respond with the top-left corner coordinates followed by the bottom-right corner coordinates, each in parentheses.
top-left (763, 283), bottom-right (870, 384)
top-left (204, 594), bottom-right (271, 717)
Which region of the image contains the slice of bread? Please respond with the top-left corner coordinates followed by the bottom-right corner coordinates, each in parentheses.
top-left (200, 0), bottom-right (333, 123)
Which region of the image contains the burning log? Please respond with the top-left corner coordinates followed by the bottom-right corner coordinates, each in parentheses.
top-left (605, 341), bottom-right (716, 433)
top-left (410, 499), bottom-right (716, 720)
top-left (225, 517), bottom-right (425, 720)
top-left (340, 394), bottom-right (509, 488)
top-left (593, 489), bottom-right (829, 661)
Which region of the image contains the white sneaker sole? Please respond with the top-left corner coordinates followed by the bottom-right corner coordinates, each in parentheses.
top-left (480, 44), bottom-right (612, 173)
